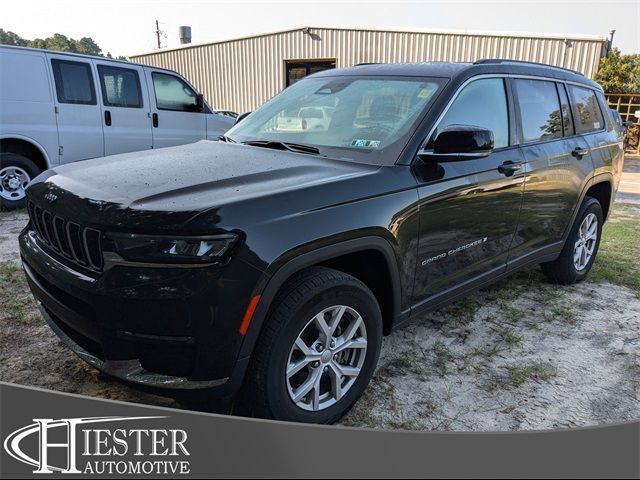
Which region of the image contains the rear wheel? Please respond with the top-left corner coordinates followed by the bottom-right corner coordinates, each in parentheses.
top-left (0, 153), bottom-right (39, 210)
top-left (238, 267), bottom-right (382, 424)
top-left (541, 197), bottom-right (603, 284)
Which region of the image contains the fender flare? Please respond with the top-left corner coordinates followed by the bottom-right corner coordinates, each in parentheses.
top-left (238, 236), bottom-right (403, 359)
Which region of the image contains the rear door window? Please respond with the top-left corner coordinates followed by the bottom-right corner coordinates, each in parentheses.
top-left (557, 84), bottom-right (575, 136)
top-left (51, 59), bottom-right (96, 105)
top-left (97, 65), bottom-right (143, 108)
top-left (568, 85), bottom-right (605, 134)
top-left (513, 79), bottom-right (563, 143)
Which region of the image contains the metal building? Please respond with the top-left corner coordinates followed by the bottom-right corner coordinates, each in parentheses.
top-left (129, 26), bottom-right (608, 113)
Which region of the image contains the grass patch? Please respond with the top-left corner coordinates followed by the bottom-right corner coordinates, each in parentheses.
top-left (431, 341), bottom-right (453, 377)
top-left (380, 350), bottom-right (428, 380)
top-left (545, 304), bottom-right (578, 324)
top-left (485, 361), bottom-right (557, 392)
top-left (501, 329), bottom-right (523, 347)
top-left (589, 205), bottom-right (640, 297)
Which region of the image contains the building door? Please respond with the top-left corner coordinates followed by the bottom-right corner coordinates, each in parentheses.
top-left (285, 60), bottom-right (336, 87)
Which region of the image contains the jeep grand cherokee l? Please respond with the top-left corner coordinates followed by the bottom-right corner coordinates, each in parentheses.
top-left (20, 60), bottom-right (624, 424)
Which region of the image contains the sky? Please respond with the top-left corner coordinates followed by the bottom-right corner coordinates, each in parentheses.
top-left (2, 0), bottom-right (639, 57)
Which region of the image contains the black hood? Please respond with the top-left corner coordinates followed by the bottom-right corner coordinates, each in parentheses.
top-left (36, 141), bottom-right (374, 212)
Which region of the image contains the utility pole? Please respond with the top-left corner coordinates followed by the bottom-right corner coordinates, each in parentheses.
top-left (155, 20), bottom-right (163, 49)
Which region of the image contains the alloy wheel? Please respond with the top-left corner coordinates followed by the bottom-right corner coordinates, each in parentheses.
top-left (573, 212), bottom-right (598, 271)
top-left (286, 305), bottom-right (368, 411)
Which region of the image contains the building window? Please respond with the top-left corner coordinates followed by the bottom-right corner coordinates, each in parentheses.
top-left (285, 60), bottom-right (336, 87)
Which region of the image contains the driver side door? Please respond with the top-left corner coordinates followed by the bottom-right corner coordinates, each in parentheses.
top-left (411, 77), bottom-right (525, 306)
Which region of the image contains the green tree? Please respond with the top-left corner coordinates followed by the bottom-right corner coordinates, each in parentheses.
top-left (0, 29), bottom-right (27, 46)
top-left (594, 48), bottom-right (640, 93)
top-left (0, 28), bottom-right (110, 57)
top-left (75, 37), bottom-right (102, 56)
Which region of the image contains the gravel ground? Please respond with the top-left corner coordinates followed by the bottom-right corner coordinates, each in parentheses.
top-left (1, 165), bottom-right (639, 430)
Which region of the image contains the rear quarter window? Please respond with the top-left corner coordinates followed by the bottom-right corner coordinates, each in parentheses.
top-left (568, 85), bottom-right (605, 134)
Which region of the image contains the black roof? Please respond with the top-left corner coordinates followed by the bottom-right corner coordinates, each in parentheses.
top-left (313, 59), bottom-right (601, 90)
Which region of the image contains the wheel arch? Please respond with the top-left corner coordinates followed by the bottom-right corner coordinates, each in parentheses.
top-left (238, 236), bottom-right (403, 360)
top-left (0, 136), bottom-right (51, 173)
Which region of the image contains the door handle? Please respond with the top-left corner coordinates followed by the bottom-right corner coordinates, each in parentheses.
top-left (104, 110), bottom-right (111, 127)
top-left (497, 161), bottom-right (522, 177)
top-left (571, 146), bottom-right (589, 158)
top-left (152, 113), bottom-right (159, 128)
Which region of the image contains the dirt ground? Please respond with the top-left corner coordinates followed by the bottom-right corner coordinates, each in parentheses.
top-left (1, 158), bottom-right (639, 430)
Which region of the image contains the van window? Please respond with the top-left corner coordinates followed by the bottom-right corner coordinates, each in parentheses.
top-left (513, 79), bottom-right (563, 143)
top-left (568, 85), bottom-right (605, 134)
top-left (151, 72), bottom-right (199, 112)
top-left (51, 59), bottom-right (96, 105)
top-left (436, 78), bottom-right (509, 148)
top-left (97, 65), bottom-right (143, 108)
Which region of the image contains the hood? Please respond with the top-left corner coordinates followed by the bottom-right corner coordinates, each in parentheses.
top-left (37, 141), bottom-right (377, 212)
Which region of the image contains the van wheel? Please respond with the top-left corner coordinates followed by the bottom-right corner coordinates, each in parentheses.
top-left (0, 153), bottom-right (39, 210)
top-left (238, 267), bottom-right (382, 424)
top-left (541, 197), bottom-right (603, 284)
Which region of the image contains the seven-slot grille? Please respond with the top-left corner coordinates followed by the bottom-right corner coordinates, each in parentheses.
top-left (27, 201), bottom-right (104, 271)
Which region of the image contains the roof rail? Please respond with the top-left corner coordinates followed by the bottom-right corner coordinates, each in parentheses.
top-left (473, 58), bottom-right (584, 76)
top-left (354, 62), bottom-right (383, 66)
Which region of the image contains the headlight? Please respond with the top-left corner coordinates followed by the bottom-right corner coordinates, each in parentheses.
top-left (109, 233), bottom-right (238, 264)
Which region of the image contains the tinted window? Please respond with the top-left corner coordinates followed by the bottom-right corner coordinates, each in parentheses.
top-left (152, 72), bottom-right (199, 112)
top-left (98, 65), bottom-right (142, 108)
top-left (514, 79), bottom-right (563, 143)
top-left (557, 84), bottom-right (575, 136)
top-left (568, 85), bottom-right (605, 134)
top-left (436, 78), bottom-right (509, 148)
top-left (51, 59), bottom-right (96, 105)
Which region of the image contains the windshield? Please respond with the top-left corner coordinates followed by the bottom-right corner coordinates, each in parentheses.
top-left (226, 76), bottom-right (444, 164)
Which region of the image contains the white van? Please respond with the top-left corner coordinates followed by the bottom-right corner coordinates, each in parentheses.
top-left (0, 45), bottom-right (234, 208)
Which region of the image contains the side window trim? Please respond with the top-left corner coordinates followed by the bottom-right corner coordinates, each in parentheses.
top-left (50, 58), bottom-right (97, 105)
top-left (151, 71), bottom-right (201, 113)
top-left (556, 82), bottom-right (576, 138)
top-left (96, 64), bottom-right (144, 109)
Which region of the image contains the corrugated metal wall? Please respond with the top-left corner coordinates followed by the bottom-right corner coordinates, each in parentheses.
top-left (130, 27), bottom-right (606, 113)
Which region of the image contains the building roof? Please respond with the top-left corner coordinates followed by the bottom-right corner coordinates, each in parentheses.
top-left (129, 25), bottom-right (607, 58)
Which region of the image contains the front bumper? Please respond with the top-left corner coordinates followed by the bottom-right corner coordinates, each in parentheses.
top-left (20, 227), bottom-right (261, 397)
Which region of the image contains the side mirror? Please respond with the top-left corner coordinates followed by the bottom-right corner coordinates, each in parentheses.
top-left (196, 94), bottom-right (205, 112)
top-left (235, 111), bottom-right (252, 125)
top-left (418, 125), bottom-right (494, 162)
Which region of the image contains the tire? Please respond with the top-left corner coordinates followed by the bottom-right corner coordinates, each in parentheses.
top-left (0, 153), bottom-right (39, 210)
top-left (238, 266), bottom-right (383, 424)
top-left (541, 196), bottom-right (603, 284)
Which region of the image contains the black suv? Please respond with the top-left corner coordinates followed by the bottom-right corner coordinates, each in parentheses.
top-left (20, 60), bottom-right (624, 423)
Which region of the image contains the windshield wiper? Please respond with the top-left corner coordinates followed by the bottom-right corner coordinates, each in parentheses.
top-left (218, 134), bottom-right (237, 143)
top-left (242, 140), bottom-right (320, 155)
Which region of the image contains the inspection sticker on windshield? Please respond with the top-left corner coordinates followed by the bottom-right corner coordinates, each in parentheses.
top-left (351, 139), bottom-right (381, 148)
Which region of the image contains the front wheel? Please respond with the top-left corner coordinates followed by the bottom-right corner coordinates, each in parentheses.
top-left (541, 196), bottom-right (603, 284)
top-left (238, 267), bottom-right (382, 424)
top-left (0, 153), bottom-right (39, 210)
